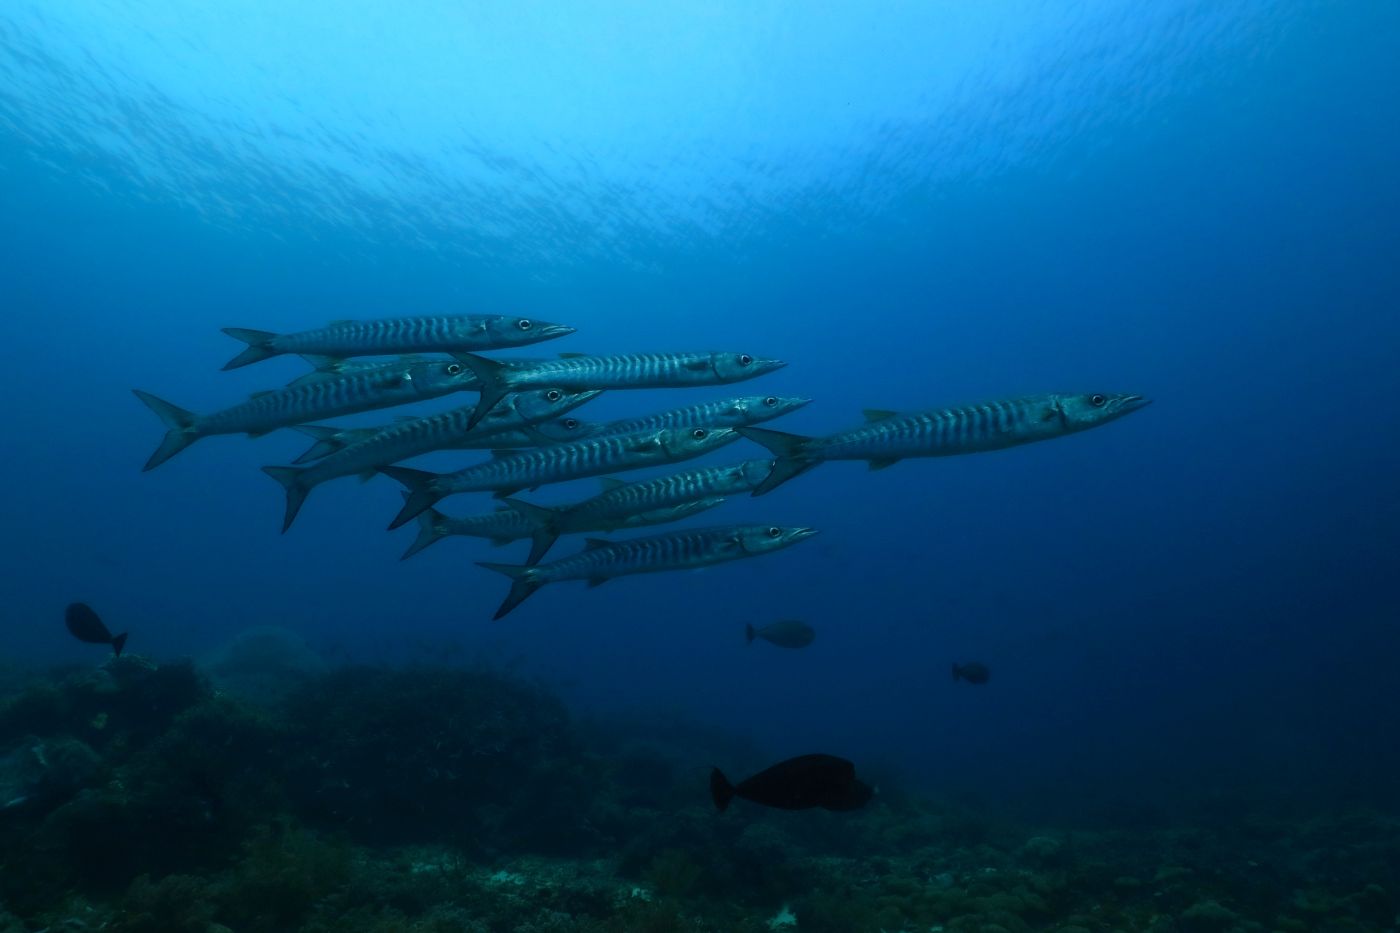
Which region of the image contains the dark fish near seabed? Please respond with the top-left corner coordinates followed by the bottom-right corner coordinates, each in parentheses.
top-left (953, 662), bottom-right (990, 684)
top-left (710, 754), bottom-right (873, 812)
top-left (739, 392), bottom-right (1151, 495)
top-left (64, 603), bottom-right (127, 656)
top-left (745, 619), bottom-right (815, 649)
top-left (221, 314), bottom-right (575, 369)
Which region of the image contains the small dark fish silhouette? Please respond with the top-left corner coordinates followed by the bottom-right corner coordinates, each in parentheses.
top-left (710, 754), bottom-right (872, 812)
top-left (745, 619), bottom-right (815, 649)
top-left (952, 662), bottom-right (989, 684)
top-left (64, 603), bottom-right (127, 656)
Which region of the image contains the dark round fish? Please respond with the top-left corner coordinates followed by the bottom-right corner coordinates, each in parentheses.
top-left (64, 603), bottom-right (127, 656)
top-left (710, 753), bottom-right (872, 812)
top-left (745, 619), bottom-right (815, 649)
top-left (953, 662), bottom-right (990, 684)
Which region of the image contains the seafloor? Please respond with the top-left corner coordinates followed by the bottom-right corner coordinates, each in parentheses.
top-left (1, 640), bottom-right (1395, 933)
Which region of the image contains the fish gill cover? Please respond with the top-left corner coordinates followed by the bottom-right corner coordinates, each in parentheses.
top-left (2, 1), bottom-right (1399, 931)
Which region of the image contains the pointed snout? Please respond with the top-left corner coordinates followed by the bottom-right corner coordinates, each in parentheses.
top-left (540, 323), bottom-right (577, 339)
top-left (753, 358), bottom-right (787, 375)
top-left (1116, 394), bottom-right (1152, 414)
top-left (785, 527), bottom-right (819, 543)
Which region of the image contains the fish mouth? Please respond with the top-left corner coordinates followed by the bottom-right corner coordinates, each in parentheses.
top-left (787, 527), bottom-right (819, 542)
top-left (753, 358), bottom-right (787, 373)
top-left (1116, 394), bottom-right (1152, 414)
top-left (540, 324), bottom-right (577, 338)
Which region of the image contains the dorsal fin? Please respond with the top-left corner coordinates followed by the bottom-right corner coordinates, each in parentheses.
top-left (862, 409), bottom-right (898, 423)
top-left (598, 477), bottom-right (627, 492)
top-left (584, 538), bottom-right (611, 551)
top-left (557, 352), bottom-right (587, 359)
top-left (249, 390), bottom-right (277, 399)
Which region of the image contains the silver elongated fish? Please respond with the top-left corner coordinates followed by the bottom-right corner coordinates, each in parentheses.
top-left (589, 395), bottom-right (810, 436)
top-left (261, 388), bottom-right (602, 532)
top-left (402, 495), bottom-right (726, 560)
top-left (132, 358), bottom-right (481, 471)
top-left (738, 393), bottom-right (1151, 495)
top-left (478, 523), bottom-right (818, 619)
top-left (221, 315), bottom-right (575, 370)
top-left (456, 350), bottom-right (785, 428)
top-left (284, 354), bottom-right (428, 387)
top-left (503, 459), bottom-right (774, 564)
top-left (288, 414), bottom-right (595, 464)
top-left (490, 395), bottom-right (809, 452)
top-left (380, 425), bottom-right (739, 529)
top-left (400, 503), bottom-right (544, 560)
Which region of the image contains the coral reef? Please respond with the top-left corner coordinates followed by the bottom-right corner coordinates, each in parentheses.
top-left (0, 656), bottom-right (1396, 931)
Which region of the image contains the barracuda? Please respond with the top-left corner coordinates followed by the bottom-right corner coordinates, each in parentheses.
top-left (738, 393), bottom-right (1152, 495)
top-left (132, 358), bottom-right (481, 471)
top-left (403, 494), bottom-right (725, 561)
top-left (456, 350), bottom-right (785, 428)
top-left (261, 388), bottom-right (602, 532)
top-left (288, 413), bottom-right (595, 464)
top-left (380, 425), bottom-right (739, 529)
top-left (220, 314), bottom-right (575, 369)
top-left (503, 459), bottom-right (774, 564)
top-left (477, 524), bottom-right (818, 619)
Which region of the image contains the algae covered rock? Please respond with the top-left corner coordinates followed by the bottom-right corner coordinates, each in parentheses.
top-left (200, 626), bottom-right (327, 704)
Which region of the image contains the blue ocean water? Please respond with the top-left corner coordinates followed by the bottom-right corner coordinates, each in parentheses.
top-left (2, 0), bottom-right (1398, 885)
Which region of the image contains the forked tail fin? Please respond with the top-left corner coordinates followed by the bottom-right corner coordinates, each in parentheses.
top-left (221, 327), bottom-right (280, 370)
top-left (132, 390), bottom-right (200, 471)
top-left (476, 562), bottom-right (545, 620)
top-left (110, 633), bottom-right (128, 657)
top-left (401, 504), bottom-right (450, 560)
top-left (453, 353), bottom-right (511, 430)
top-left (380, 466), bottom-right (446, 529)
top-left (261, 466), bottom-right (311, 533)
top-left (734, 426), bottom-right (820, 495)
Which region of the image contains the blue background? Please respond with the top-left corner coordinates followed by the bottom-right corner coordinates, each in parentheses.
top-left (2, 0), bottom-right (1397, 814)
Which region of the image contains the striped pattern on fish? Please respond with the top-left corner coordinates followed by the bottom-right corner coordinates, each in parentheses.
top-left (738, 392), bottom-right (1151, 495)
top-left (503, 459), bottom-right (773, 563)
top-left (478, 523), bottom-right (817, 619)
top-left (221, 315), bottom-right (575, 369)
top-left (379, 426), bottom-right (739, 529)
top-left (456, 351), bottom-right (785, 428)
top-left (405, 494), bottom-right (726, 562)
top-left (260, 389), bottom-right (602, 532)
top-left (133, 359), bottom-right (481, 471)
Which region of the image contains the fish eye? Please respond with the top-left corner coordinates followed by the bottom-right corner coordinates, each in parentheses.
top-left (767, 526), bottom-right (781, 538)
top-left (1090, 394), bottom-right (1106, 407)
top-left (564, 418), bottom-right (579, 429)
top-left (691, 428), bottom-right (707, 439)
top-left (446, 363), bottom-right (462, 375)
top-left (516, 319), bottom-right (532, 330)
top-left (739, 354), bottom-right (753, 365)
top-left (764, 396), bottom-right (777, 406)
top-left (546, 389), bottom-right (562, 401)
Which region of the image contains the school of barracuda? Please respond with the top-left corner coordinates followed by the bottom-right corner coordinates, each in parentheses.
top-left (134, 314), bottom-right (1149, 619)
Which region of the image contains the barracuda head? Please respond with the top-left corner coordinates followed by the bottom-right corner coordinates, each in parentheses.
top-left (496, 387), bottom-right (603, 425)
top-left (710, 352), bottom-right (787, 382)
top-left (659, 425), bottom-right (740, 458)
top-left (730, 524), bottom-right (819, 556)
top-left (727, 395), bottom-right (812, 423)
top-left (1053, 393), bottom-right (1152, 431)
top-left (402, 358), bottom-right (485, 394)
top-left (472, 315), bottom-right (577, 346)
